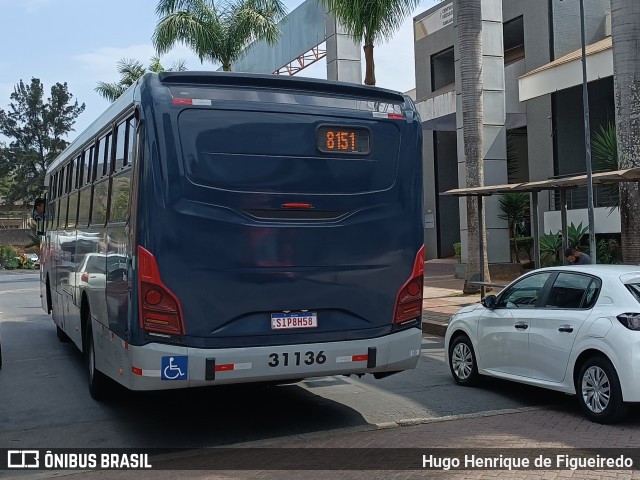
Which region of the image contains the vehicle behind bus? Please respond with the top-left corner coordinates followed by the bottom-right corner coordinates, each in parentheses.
top-left (40, 72), bottom-right (424, 398)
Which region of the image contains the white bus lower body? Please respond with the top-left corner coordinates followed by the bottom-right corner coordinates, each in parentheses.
top-left (93, 322), bottom-right (422, 390)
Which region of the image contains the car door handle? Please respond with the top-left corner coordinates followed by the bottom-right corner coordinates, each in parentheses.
top-left (514, 322), bottom-right (529, 330)
top-left (558, 325), bottom-right (574, 333)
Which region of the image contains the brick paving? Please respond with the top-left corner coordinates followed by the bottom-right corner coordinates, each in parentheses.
top-left (69, 408), bottom-right (640, 479)
top-left (10, 261), bottom-right (640, 480)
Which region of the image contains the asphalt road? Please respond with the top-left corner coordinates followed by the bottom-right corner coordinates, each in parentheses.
top-left (0, 272), bottom-right (570, 452)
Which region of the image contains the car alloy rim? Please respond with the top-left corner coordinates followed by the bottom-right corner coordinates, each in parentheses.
top-left (452, 343), bottom-right (473, 380)
top-left (581, 366), bottom-right (610, 414)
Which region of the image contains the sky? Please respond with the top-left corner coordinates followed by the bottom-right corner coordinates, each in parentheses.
top-left (0, 0), bottom-right (440, 139)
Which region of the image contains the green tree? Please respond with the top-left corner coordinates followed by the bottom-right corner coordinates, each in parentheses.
top-left (611, 0), bottom-right (640, 263)
top-left (498, 192), bottom-right (528, 262)
top-left (0, 78), bottom-right (85, 204)
top-left (95, 56), bottom-right (188, 102)
top-left (153, 0), bottom-right (287, 72)
top-left (321, 0), bottom-right (419, 86)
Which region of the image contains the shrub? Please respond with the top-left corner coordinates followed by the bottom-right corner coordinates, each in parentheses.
top-left (0, 245), bottom-right (18, 269)
top-left (453, 242), bottom-right (461, 263)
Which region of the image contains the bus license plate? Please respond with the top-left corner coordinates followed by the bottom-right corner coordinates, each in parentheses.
top-left (271, 312), bottom-right (318, 330)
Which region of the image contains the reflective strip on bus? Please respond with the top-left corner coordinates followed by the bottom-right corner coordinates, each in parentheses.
top-left (131, 366), bottom-right (161, 377)
top-left (214, 362), bottom-right (252, 372)
top-left (336, 354), bottom-right (369, 363)
top-left (372, 112), bottom-right (404, 120)
top-left (172, 98), bottom-right (212, 106)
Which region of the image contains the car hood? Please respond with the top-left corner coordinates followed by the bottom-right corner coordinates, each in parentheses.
top-left (456, 303), bottom-right (482, 315)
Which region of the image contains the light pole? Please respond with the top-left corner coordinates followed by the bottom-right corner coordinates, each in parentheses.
top-left (561, 0), bottom-right (597, 262)
top-left (578, 0), bottom-right (597, 262)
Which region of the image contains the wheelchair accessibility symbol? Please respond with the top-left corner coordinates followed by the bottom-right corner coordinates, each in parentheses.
top-left (161, 356), bottom-right (188, 380)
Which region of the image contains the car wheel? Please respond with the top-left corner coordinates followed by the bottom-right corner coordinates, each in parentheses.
top-left (576, 356), bottom-right (629, 424)
top-left (56, 326), bottom-right (71, 343)
top-left (449, 335), bottom-right (479, 386)
top-left (85, 316), bottom-right (110, 401)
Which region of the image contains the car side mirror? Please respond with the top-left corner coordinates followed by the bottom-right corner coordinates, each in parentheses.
top-left (482, 294), bottom-right (497, 309)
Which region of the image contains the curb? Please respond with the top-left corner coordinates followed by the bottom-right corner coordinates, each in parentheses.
top-left (422, 320), bottom-right (448, 337)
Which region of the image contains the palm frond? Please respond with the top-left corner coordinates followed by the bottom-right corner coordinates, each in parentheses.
top-left (117, 58), bottom-right (146, 84)
top-left (592, 122), bottom-right (619, 207)
top-left (153, 0), bottom-right (285, 70)
top-left (94, 82), bottom-right (127, 102)
top-left (154, 11), bottom-right (222, 63)
top-left (322, 0), bottom-right (419, 44)
top-left (169, 58), bottom-right (189, 71)
top-left (592, 123), bottom-right (618, 172)
top-left (149, 55), bottom-right (164, 73)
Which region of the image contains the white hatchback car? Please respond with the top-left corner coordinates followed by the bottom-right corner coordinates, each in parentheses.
top-left (445, 265), bottom-right (640, 424)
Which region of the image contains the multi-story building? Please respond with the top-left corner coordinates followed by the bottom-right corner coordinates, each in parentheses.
top-left (414, 0), bottom-right (617, 262)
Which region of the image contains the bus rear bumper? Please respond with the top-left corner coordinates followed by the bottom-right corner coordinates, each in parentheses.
top-left (123, 328), bottom-right (422, 390)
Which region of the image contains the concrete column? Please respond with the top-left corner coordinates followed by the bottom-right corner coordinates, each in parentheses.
top-left (325, 12), bottom-right (362, 83)
top-left (456, 0), bottom-right (510, 264)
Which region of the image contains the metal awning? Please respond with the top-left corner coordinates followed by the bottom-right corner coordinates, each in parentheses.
top-left (441, 168), bottom-right (640, 197)
top-left (518, 37), bottom-right (613, 102)
top-left (440, 167), bottom-right (640, 295)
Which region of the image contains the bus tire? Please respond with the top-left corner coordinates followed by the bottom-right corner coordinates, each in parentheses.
top-left (85, 314), bottom-right (110, 401)
top-left (46, 276), bottom-right (52, 314)
top-left (56, 326), bottom-right (71, 343)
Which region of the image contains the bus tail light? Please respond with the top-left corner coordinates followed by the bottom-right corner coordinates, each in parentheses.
top-left (394, 246), bottom-right (425, 324)
top-left (138, 246), bottom-right (184, 336)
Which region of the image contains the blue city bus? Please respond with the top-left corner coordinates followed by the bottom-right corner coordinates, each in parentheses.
top-left (39, 72), bottom-right (424, 399)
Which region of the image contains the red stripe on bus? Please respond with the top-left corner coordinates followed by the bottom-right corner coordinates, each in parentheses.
top-left (131, 366), bottom-right (143, 376)
top-left (215, 364), bottom-right (235, 372)
top-left (172, 98), bottom-right (193, 105)
top-left (352, 355), bottom-right (368, 362)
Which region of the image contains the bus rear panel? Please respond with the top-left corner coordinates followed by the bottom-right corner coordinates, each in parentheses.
top-left (47, 72), bottom-right (424, 391)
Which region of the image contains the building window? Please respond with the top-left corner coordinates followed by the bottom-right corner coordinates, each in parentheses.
top-left (504, 16), bottom-right (525, 66)
top-left (431, 46), bottom-right (455, 92)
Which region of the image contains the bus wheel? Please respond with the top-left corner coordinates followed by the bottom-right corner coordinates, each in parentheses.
top-left (56, 326), bottom-right (71, 343)
top-left (85, 314), bottom-right (110, 401)
top-left (45, 277), bottom-right (52, 314)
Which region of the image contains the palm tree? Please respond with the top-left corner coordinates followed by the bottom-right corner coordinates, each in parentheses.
top-left (611, 0), bottom-right (640, 263)
top-left (153, 0), bottom-right (286, 72)
top-left (95, 57), bottom-right (187, 102)
top-left (456, 0), bottom-right (489, 294)
top-left (321, 0), bottom-right (419, 86)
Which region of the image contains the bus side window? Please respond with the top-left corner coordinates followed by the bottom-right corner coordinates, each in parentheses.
top-left (91, 179), bottom-right (109, 226)
top-left (85, 146), bottom-right (95, 185)
top-left (115, 121), bottom-right (127, 171)
top-left (109, 169), bottom-right (131, 224)
top-left (47, 201), bottom-right (56, 230)
top-left (126, 117), bottom-right (136, 167)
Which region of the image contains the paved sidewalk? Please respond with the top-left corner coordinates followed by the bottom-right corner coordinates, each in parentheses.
top-left (422, 259), bottom-right (502, 337)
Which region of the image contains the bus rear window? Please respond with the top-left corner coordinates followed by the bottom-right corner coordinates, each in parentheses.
top-left (177, 109), bottom-right (400, 195)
